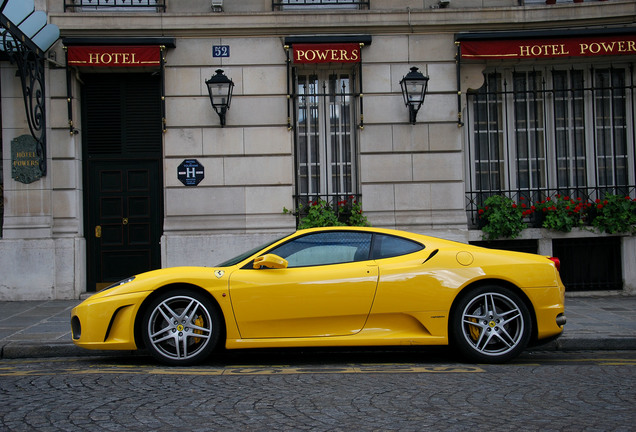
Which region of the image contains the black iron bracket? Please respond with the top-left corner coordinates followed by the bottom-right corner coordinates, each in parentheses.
top-left (1, 17), bottom-right (47, 175)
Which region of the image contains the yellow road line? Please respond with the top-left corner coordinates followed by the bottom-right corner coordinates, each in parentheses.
top-left (2, 357), bottom-right (634, 377)
top-left (0, 364), bottom-right (484, 376)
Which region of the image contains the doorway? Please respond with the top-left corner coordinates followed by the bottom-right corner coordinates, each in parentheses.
top-left (82, 73), bottom-right (163, 291)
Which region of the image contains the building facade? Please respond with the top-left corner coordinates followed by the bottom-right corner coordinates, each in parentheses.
top-left (1, 0), bottom-right (635, 300)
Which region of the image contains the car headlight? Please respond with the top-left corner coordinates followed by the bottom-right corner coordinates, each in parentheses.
top-left (103, 276), bottom-right (136, 291)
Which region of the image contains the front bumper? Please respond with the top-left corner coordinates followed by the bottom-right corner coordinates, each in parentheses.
top-left (71, 291), bottom-right (148, 351)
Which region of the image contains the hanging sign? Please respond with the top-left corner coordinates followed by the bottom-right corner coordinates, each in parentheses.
top-left (67, 45), bottom-right (161, 67)
top-left (178, 159), bottom-right (205, 186)
top-left (293, 43), bottom-right (361, 63)
top-left (460, 34), bottom-right (636, 60)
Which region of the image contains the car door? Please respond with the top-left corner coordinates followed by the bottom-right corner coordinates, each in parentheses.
top-left (228, 231), bottom-right (379, 339)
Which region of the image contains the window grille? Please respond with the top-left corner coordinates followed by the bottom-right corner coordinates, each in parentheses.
top-left (293, 70), bottom-right (360, 211)
top-left (465, 64), bottom-right (636, 227)
top-left (64, 0), bottom-right (165, 12)
top-left (553, 237), bottom-right (623, 291)
top-left (273, 0), bottom-right (369, 11)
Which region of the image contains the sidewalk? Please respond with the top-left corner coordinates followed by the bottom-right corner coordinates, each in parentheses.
top-left (1, 296), bottom-right (636, 359)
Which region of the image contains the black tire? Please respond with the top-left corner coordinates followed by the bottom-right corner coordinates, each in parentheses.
top-left (451, 285), bottom-right (531, 363)
top-left (142, 289), bottom-right (221, 366)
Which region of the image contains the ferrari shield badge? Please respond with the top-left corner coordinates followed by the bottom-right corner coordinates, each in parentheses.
top-left (214, 270), bottom-right (225, 279)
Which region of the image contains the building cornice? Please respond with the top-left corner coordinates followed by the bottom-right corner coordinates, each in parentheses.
top-left (49, 2), bottom-right (636, 38)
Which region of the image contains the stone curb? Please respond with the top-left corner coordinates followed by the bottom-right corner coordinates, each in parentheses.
top-left (0, 341), bottom-right (134, 359)
top-left (539, 337), bottom-right (636, 351)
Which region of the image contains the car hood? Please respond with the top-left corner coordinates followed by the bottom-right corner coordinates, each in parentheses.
top-left (88, 266), bottom-right (228, 299)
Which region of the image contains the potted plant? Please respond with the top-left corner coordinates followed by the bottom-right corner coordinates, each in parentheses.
top-left (533, 195), bottom-right (587, 232)
top-left (284, 197), bottom-right (370, 229)
top-left (590, 195), bottom-right (636, 234)
top-left (478, 195), bottom-right (526, 240)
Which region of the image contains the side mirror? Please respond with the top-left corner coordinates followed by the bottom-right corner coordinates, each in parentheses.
top-left (253, 254), bottom-right (288, 269)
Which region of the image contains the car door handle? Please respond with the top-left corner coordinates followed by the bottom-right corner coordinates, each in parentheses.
top-left (95, 225), bottom-right (102, 238)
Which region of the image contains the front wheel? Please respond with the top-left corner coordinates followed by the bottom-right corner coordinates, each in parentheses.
top-left (451, 286), bottom-right (531, 363)
top-left (142, 289), bottom-right (221, 366)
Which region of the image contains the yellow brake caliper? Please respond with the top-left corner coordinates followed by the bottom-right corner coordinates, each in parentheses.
top-left (468, 317), bottom-right (480, 341)
top-left (193, 315), bottom-right (204, 343)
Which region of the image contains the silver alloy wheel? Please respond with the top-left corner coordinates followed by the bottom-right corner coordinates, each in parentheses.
top-left (460, 291), bottom-right (525, 357)
top-left (146, 295), bottom-right (214, 362)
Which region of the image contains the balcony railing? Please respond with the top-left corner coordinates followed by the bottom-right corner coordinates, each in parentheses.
top-left (273, 0), bottom-right (369, 11)
top-left (64, 0), bottom-right (166, 12)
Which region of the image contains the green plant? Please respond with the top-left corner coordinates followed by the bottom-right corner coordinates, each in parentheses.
top-left (534, 195), bottom-right (587, 232)
top-left (478, 195), bottom-right (526, 240)
top-left (477, 193), bottom-right (636, 238)
top-left (590, 194), bottom-right (636, 234)
top-left (344, 199), bottom-right (370, 227)
top-left (284, 198), bottom-right (370, 229)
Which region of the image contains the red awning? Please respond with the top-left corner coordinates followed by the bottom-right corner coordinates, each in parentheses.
top-left (67, 45), bottom-right (161, 67)
top-left (292, 43), bottom-right (361, 64)
top-left (460, 34), bottom-right (636, 60)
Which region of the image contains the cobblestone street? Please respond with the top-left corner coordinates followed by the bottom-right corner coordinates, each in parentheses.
top-left (1, 350), bottom-right (634, 431)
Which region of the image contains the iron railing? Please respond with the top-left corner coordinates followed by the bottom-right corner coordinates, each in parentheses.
top-left (273, 0), bottom-right (369, 11)
top-left (553, 236), bottom-right (623, 291)
top-left (64, 0), bottom-right (166, 12)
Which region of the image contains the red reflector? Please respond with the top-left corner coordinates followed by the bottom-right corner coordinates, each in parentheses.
top-left (549, 257), bottom-right (561, 272)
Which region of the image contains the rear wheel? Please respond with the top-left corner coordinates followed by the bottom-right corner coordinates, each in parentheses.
top-left (451, 286), bottom-right (531, 363)
top-left (142, 289), bottom-right (220, 365)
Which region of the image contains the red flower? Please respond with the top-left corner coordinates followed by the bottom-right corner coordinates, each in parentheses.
top-left (478, 209), bottom-right (485, 215)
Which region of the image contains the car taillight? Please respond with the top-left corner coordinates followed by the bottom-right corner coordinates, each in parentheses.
top-left (549, 257), bottom-right (561, 272)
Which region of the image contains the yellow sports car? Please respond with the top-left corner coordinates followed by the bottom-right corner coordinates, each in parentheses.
top-left (71, 227), bottom-right (566, 365)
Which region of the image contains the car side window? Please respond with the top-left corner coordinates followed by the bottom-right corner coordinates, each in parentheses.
top-left (268, 232), bottom-right (373, 268)
top-left (372, 234), bottom-right (424, 259)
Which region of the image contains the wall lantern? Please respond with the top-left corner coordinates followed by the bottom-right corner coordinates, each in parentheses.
top-left (205, 69), bottom-right (234, 127)
top-left (399, 66), bottom-right (429, 124)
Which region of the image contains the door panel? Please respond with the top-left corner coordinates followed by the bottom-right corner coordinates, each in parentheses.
top-left (229, 263), bottom-right (379, 339)
top-left (88, 161), bottom-right (161, 289)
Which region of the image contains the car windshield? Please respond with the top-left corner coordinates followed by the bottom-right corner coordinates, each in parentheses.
top-left (215, 234), bottom-right (290, 267)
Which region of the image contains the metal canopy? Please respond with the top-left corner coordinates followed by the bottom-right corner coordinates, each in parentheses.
top-left (1, 0), bottom-right (60, 177)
